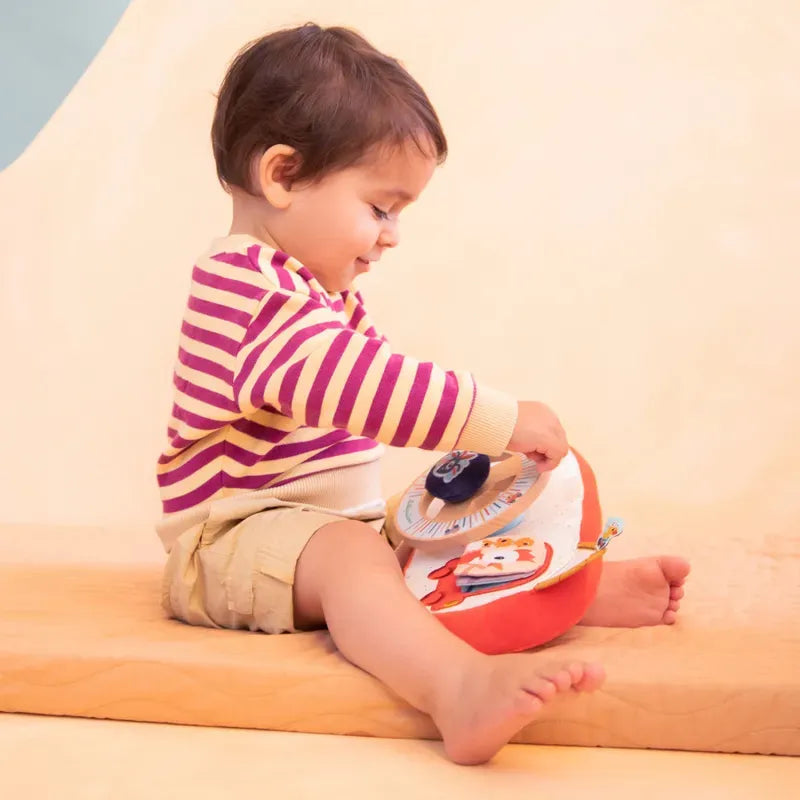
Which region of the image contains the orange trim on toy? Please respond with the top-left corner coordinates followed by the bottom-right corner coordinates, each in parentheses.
top-left (534, 548), bottom-right (604, 590)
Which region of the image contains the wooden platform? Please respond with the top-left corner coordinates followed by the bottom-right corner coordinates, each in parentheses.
top-left (1, 523), bottom-right (797, 756)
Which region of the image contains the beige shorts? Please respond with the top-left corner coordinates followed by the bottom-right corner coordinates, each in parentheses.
top-left (161, 493), bottom-right (389, 635)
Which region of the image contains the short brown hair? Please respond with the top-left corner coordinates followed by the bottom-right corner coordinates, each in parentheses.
top-left (211, 23), bottom-right (448, 193)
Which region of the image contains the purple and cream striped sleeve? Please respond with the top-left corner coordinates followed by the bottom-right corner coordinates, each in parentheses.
top-left (233, 288), bottom-right (517, 454)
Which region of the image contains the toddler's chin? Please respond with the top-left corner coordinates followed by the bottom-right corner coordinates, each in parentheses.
top-left (325, 275), bottom-right (355, 294)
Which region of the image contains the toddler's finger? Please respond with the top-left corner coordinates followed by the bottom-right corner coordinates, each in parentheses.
top-left (530, 451), bottom-right (558, 472)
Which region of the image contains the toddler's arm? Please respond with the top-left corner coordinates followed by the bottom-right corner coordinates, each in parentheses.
top-left (234, 288), bottom-right (517, 456)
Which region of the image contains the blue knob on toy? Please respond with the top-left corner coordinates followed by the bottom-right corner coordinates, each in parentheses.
top-left (425, 451), bottom-right (491, 504)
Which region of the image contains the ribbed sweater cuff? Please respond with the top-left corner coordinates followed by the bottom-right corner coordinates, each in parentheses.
top-left (455, 383), bottom-right (518, 456)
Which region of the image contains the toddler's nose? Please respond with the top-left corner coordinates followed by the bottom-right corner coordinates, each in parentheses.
top-left (378, 220), bottom-right (399, 248)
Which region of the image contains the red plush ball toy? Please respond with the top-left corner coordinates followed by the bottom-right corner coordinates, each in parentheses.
top-left (385, 448), bottom-right (622, 654)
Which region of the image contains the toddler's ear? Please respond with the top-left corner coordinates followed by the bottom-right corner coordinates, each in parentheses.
top-left (255, 144), bottom-right (302, 208)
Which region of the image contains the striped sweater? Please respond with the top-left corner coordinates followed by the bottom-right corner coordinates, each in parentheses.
top-left (157, 234), bottom-right (518, 520)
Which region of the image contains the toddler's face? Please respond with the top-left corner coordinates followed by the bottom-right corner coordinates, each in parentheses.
top-left (282, 141), bottom-right (436, 293)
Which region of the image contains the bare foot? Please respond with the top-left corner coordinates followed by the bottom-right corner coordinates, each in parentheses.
top-left (431, 655), bottom-right (605, 765)
top-left (580, 556), bottom-right (690, 627)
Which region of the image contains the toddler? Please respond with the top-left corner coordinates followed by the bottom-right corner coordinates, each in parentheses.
top-left (157, 23), bottom-right (689, 764)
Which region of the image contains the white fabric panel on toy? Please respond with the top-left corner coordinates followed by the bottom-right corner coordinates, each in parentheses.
top-left (404, 451), bottom-right (591, 613)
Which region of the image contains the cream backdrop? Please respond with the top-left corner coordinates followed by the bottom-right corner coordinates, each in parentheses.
top-left (1, 0), bottom-right (797, 561)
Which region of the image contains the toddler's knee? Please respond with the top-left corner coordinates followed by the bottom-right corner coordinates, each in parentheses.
top-left (314, 518), bottom-right (387, 549)
top-left (302, 518), bottom-right (396, 571)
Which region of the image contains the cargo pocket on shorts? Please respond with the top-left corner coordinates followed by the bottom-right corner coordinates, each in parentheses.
top-left (217, 510), bottom-right (284, 619)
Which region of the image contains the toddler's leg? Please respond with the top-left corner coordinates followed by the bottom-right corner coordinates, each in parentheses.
top-left (294, 520), bottom-right (604, 765)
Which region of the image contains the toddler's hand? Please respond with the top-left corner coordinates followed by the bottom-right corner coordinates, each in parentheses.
top-left (506, 401), bottom-right (568, 472)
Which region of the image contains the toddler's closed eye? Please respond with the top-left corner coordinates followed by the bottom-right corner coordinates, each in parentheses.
top-left (371, 205), bottom-right (390, 221)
